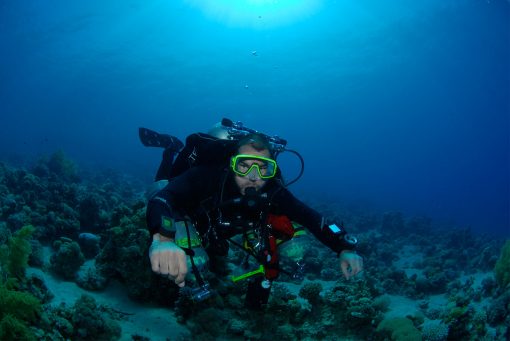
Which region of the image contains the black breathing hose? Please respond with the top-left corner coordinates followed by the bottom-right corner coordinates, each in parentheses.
top-left (280, 149), bottom-right (305, 188)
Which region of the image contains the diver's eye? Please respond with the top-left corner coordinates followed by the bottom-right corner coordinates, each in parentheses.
top-left (238, 161), bottom-right (250, 172)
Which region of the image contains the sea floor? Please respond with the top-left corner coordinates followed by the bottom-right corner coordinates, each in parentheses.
top-left (1, 158), bottom-right (507, 340)
top-left (27, 265), bottom-right (188, 341)
top-left (25, 250), bottom-right (496, 340)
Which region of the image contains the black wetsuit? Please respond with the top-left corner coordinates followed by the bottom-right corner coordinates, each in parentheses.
top-left (146, 165), bottom-right (355, 254)
top-left (146, 164), bottom-right (356, 309)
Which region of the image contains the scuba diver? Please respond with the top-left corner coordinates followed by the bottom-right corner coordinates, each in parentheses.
top-left (140, 119), bottom-right (363, 309)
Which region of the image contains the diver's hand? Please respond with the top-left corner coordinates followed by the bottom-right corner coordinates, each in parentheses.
top-left (149, 233), bottom-right (187, 287)
top-left (339, 250), bottom-right (363, 280)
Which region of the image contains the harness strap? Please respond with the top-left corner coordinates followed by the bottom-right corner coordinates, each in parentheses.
top-left (183, 221), bottom-right (206, 287)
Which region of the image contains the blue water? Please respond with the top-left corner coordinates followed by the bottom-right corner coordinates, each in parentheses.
top-left (1, 0), bottom-right (508, 236)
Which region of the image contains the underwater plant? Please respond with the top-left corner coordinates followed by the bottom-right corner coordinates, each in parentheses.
top-left (0, 224), bottom-right (34, 278)
top-left (0, 313), bottom-right (36, 341)
top-left (0, 224), bottom-right (41, 340)
top-left (0, 285), bottom-right (41, 339)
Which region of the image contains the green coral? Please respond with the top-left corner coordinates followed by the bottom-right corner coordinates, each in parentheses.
top-left (376, 317), bottom-right (422, 341)
top-left (0, 225), bottom-right (40, 341)
top-left (0, 314), bottom-right (36, 341)
top-left (0, 225), bottom-right (34, 279)
top-left (494, 239), bottom-right (510, 288)
top-left (0, 285), bottom-right (41, 322)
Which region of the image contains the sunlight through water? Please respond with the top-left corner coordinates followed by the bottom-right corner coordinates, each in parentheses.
top-left (184, 0), bottom-right (323, 28)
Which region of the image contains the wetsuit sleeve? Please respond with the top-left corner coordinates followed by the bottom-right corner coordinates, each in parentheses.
top-left (146, 166), bottom-right (221, 238)
top-left (146, 195), bottom-right (180, 238)
top-left (272, 188), bottom-right (356, 253)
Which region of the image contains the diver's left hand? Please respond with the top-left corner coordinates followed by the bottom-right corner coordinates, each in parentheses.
top-left (339, 250), bottom-right (363, 280)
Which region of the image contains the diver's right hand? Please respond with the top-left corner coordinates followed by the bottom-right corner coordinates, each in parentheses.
top-left (149, 233), bottom-right (187, 287)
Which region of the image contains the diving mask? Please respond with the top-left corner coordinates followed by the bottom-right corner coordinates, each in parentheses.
top-left (231, 154), bottom-right (277, 179)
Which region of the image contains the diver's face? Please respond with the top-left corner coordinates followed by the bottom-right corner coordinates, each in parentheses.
top-left (233, 145), bottom-right (271, 195)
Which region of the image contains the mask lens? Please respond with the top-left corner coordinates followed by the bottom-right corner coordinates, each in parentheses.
top-left (232, 155), bottom-right (277, 179)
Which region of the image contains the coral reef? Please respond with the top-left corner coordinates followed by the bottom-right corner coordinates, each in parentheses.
top-left (38, 294), bottom-right (122, 340)
top-left (1, 155), bottom-right (509, 340)
top-left (298, 281), bottom-right (323, 306)
top-left (70, 294), bottom-right (121, 340)
top-left (376, 317), bottom-right (421, 341)
top-left (75, 262), bottom-right (108, 291)
top-left (1, 225), bottom-right (34, 278)
top-left (50, 237), bottom-right (85, 280)
top-left (421, 319), bottom-right (449, 341)
top-left (0, 224), bottom-right (41, 340)
top-left (45, 150), bottom-right (80, 183)
top-left (94, 209), bottom-right (155, 299)
top-left (494, 240), bottom-right (510, 289)
top-left (0, 285), bottom-right (41, 340)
